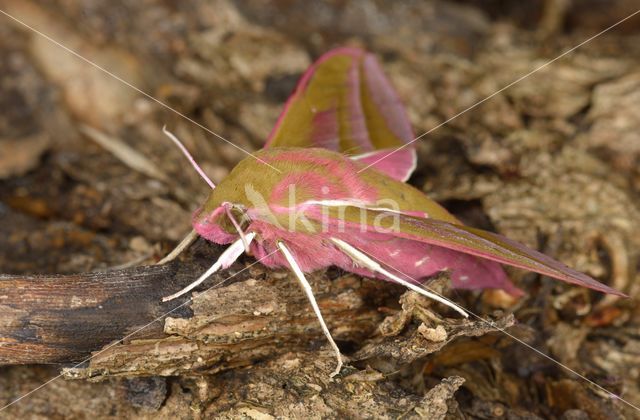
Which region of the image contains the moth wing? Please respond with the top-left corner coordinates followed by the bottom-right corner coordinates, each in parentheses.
top-left (319, 207), bottom-right (624, 296)
top-left (331, 231), bottom-right (523, 295)
top-left (265, 48), bottom-right (416, 176)
top-left (391, 214), bottom-right (624, 295)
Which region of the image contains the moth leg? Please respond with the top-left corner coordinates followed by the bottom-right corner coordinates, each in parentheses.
top-left (330, 238), bottom-right (469, 318)
top-left (223, 202), bottom-right (251, 253)
top-left (277, 241), bottom-right (344, 377)
top-left (162, 233), bottom-right (256, 302)
top-left (156, 229), bottom-right (199, 265)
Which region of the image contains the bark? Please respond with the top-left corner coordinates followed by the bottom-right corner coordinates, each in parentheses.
top-left (0, 242), bottom-right (487, 418)
top-left (0, 240), bottom-right (386, 368)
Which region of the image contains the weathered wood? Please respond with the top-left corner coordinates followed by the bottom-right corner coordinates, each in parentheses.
top-left (0, 240), bottom-right (388, 368)
top-left (0, 238), bottom-right (501, 382)
top-left (0, 262), bottom-right (195, 364)
top-left (62, 272), bottom-right (390, 378)
top-left (0, 248), bottom-right (476, 419)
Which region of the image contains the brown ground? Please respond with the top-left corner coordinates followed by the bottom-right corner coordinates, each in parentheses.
top-left (1, 0), bottom-right (640, 418)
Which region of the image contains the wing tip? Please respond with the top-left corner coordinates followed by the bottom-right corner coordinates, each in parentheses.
top-left (546, 266), bottom-right (628, 297)
top-left (592, 284), bottom-right (628, 297)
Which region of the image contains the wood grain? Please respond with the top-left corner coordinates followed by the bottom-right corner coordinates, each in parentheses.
top-left (0, 262), bottom-right (197, 364)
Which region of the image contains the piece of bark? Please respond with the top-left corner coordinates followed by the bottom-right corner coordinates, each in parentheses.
top-left (187, 351), bottom-right (464, 419)
top-left (0, 239), bottom-right (219, 364)
top-left (412, 376), bottom-right (466, 419)
top-left (0, 240), bottom-right (389, 370)
top-left (57, 276), bottom-right (510, 382)
top-left (353, 284), bottom-right (515, 366)
top-left (0, 261), bottom-right (197, 364)
top-left (61, 270), bottom-right (387, 379)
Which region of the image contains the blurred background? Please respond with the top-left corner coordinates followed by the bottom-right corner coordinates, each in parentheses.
top-left (1, 0), bottom-right (640, 418)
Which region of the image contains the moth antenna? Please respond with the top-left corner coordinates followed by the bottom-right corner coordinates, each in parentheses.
top-left (277, 241), bottom-right (344, 377)
top-left (162, 233), bottom-right (255, 302)
top-left (330, 238), bottom-right (469, 318)
top-left (162, 125), bottom-right (216, 189)
top-left (223, 202), bottom-right (251, 253)
top-left (156, 229), bottom-right (198, 265)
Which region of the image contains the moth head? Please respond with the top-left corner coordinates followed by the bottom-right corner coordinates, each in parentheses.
top-left (162, 127), bottom-right (250, 244)
top-left (192, 201), bottom-right (250, 245)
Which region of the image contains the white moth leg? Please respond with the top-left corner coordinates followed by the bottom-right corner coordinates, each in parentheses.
top-left (330, 238), bottom-right (469, 318)
top-left (162, 233), bottom-right (256, 302)
top-left (277, 241), bottom-right (344, 377)
top-left (156, 229), bottom-right (199, 265)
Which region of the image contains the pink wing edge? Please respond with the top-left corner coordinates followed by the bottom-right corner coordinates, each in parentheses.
top-left (351, 148), bottom-right (417, 181)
